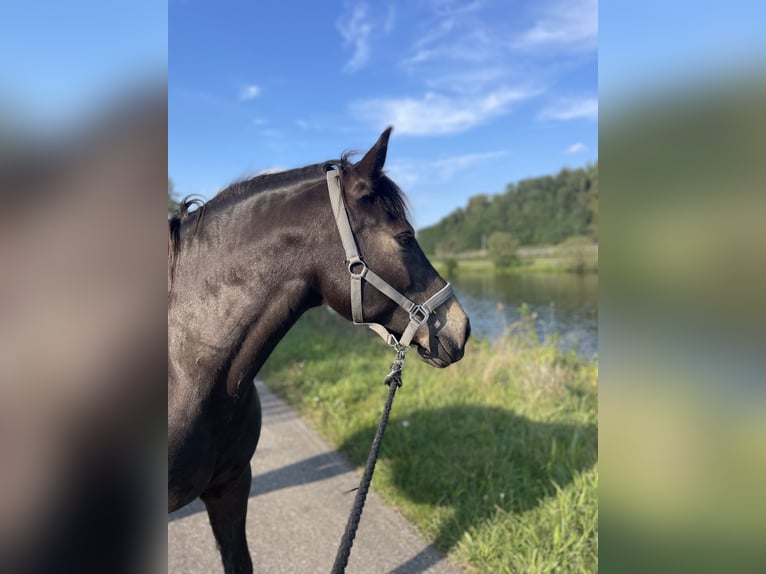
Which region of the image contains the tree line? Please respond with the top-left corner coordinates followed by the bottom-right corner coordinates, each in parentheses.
top-left (168, 177), bottom-right (179, 214)
top-left (417, 163), bottom-right (598, 255)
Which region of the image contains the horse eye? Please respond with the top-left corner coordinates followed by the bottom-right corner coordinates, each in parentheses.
top-left (396, 233), bottom-right (414, 247)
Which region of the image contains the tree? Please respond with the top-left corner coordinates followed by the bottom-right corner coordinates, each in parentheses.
top-left (168, 177), bottom-right (179, 214)
top-left (488, 231), bottom-right (519, 268)
top-left (417, 163), bottom-right (597, 253)
top-left (557, 235), bottom-right (596, 273)
top-left (585, 162), bottom-right (598, 240)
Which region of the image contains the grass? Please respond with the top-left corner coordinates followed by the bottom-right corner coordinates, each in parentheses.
top-left (431, 242), bottom-right (599, 277)
top-left (433, 258), bottom-right (568, 277)
top-left (258, 307), bottom-right (598, 573)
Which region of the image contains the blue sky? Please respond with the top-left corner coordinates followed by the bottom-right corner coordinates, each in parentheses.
top-left (1, 0), bottom-right (166, 131)
top-left (599, 1), bottom-right (765, 106)
top-left (169, 0), bottom-right (598, 229)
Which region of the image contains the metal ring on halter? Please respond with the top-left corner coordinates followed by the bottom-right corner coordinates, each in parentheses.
top-left (348, 258), bottom-right (367, 278)
top-left (409, 304), bottom-right (429, 326)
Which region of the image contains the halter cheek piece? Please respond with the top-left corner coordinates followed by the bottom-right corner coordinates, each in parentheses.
top-left (326, 167), bottom-right (454, 349)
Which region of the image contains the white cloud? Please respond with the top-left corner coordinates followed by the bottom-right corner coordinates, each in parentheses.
top-left (565, 142), bottom-right (588, 154)
top-left (344, 0), bottom-right (595, 137)
top-left (429, 150), bottom-right (510, 178)
top-left (401, 18), bottom-right (457, 67)
top-left (395, 2), bottom-right (543, 110)
top-left (401, 17), bottom-right (496, 71)
top-left (387, 150), bottom-right (510, 185)
top-left (337, 3), bottom-right (373, 73)
top-left (351, 88), bottom-right (535, 135)
top-left (423, 67), bottom-right (508, 94)
top-left (240, 85), bottom-right (261, 100)
top-left (539, 98), bottom-right (598, 120)
top-left (514, 0), bottom-right (597, 50)
top-left (402, 36), bottom-right (495, 70)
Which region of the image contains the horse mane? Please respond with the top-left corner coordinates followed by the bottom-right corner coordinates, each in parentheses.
top-left (167, 196), bottom-right (201, 288)
top-left (167, 153), bottom-right (409, 293)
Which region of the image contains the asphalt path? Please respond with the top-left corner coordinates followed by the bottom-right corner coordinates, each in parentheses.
top-left (168, 380), bottom-right (461, 574)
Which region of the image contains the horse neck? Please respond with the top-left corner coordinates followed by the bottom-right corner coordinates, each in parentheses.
top-left (168, 180), bottom-right (332, 398)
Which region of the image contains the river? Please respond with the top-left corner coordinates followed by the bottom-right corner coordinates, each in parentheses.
top-left (450, 272), bottom-right (598, 359)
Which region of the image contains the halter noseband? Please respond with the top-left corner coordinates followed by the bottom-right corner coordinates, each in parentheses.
top-left (326, 167), bottom-right (454, 349)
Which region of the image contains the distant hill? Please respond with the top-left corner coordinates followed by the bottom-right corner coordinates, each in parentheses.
top-left (417, 163), bottom-right (598, 255)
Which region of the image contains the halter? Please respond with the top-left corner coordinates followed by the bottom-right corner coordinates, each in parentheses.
top-left (326, 167), bottom-right (454, 350)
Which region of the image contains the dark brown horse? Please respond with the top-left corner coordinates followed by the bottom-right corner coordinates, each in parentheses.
top-left (168, 128), bottom-right (470, 573)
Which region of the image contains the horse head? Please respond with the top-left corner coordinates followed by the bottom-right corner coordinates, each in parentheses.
top-left (319, 128), bottom-right (470, 368)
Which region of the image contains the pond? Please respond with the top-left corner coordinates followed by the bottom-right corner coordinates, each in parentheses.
top-left (449, 272), bottom-right (598, 359)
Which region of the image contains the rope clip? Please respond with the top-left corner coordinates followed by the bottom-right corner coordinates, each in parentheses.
top-left (384, 347), bottom-right (406, 387)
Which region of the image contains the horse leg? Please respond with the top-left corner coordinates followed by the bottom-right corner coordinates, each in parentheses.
top-left (201, 465), bottom-right (253, 574)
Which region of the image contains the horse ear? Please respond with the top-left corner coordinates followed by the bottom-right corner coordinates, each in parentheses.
top-left (355, 127), bottom-right (393, 179)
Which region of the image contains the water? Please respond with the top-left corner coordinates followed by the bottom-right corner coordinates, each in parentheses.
top-left (450, 272), bottom-right (598, 358)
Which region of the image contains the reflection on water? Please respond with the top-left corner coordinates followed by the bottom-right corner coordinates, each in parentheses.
top-left (451, 273), bottom-right (598, 358)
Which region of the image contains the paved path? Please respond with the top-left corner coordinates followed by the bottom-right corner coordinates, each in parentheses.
top-left (168, 381), bottom-right (461, 574)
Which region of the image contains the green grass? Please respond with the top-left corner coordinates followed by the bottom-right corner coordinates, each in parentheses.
top-left (431, 242), bottom-right (599, 277)
top-left (433, 258), bottom-right (571, 276)
top-left (259, 308), bottom-right (598, 573)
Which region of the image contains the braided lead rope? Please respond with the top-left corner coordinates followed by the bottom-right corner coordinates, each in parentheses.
top-left (330, 349), bottom-right (405, 574)
top-left (325, 166), bottom-right (453, 571)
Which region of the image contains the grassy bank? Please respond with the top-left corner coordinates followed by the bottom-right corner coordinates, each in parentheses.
top-left (431, 242), bottom-right (599, 276)
top-left (259, 308), bottom-right (598, 573)
top-left (433, 258), bottom-right (568, 276)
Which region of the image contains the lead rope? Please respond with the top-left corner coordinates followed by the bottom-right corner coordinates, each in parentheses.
top-left (330, 347), bottom-right (406, 574)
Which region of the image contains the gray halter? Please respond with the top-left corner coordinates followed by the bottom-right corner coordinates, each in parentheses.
top-left (326, 167), bottom-right (454, 349)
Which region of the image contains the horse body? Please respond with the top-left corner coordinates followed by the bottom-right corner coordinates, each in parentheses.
top-left (168, 129), bottom-right (470, 573)
top-left (168, 174), bottom-right (328, 510)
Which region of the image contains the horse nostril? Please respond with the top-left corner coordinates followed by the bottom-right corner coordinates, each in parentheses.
top-left (464, 318), bottom-right (471, 342)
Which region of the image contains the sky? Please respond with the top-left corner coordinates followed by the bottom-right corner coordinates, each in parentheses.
top-left (4, 2), bottom-right (764, 230)
top-left (599, 1), bottom-right (765, 114)
top-left (169, 0), bottom-right (598, 229)
top-left (1, 0), bottom-right (166, 131)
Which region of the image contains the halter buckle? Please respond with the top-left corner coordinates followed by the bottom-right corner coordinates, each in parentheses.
top-left (409, 304), bottom-right (429, 326)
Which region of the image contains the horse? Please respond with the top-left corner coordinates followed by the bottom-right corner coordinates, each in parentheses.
top-left (168, 128), bottom-right (471, 574)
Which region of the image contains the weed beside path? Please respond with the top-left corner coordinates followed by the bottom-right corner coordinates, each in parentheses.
top-left (259, 308), bottom-right (598, 573)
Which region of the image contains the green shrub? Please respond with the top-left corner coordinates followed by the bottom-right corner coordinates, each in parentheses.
top-left (444, 256), bottom-right (458, 278)
top-left (557, 235), bottom-right (597, 273)
top-left (487, 231), bottom-right (519, 269)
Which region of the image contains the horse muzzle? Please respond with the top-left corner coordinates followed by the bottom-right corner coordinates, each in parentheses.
top-left (414, 298), bottom-right (471, 368)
